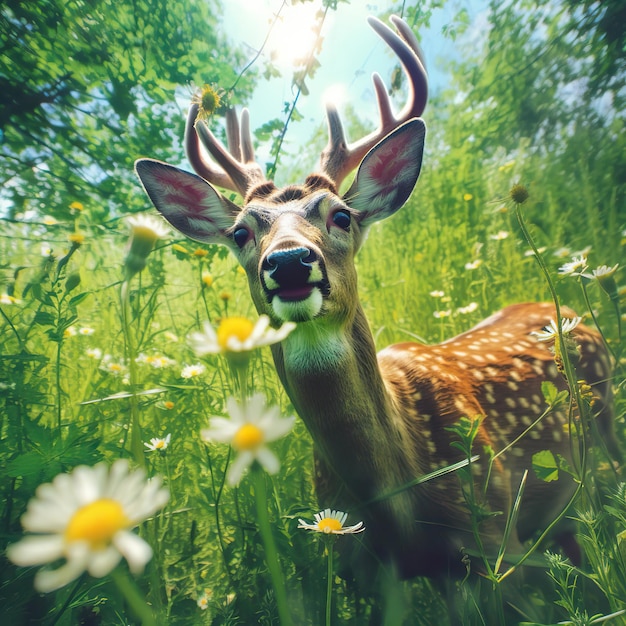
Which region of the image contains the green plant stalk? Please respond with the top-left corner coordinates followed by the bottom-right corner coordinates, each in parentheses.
top-left (580, 278), bottom-right (618, 361)
top-left (110, 567), bottom-right (157, 626)
top-left (252, 464), bottom-right (293, 626)
top-left (499, 201), bottom-right (591, 581)
top-left (325, 538), bottom-right (334, 626)
top-left (121, 279), bottom-right (145, 467)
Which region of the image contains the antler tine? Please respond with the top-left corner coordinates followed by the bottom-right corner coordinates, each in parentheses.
top-left (320, 15), bottom-right (428, 188)
top-left (185, 104), bottom-right (235, 191)
top-left (184, 104), bottom-right (267, 198)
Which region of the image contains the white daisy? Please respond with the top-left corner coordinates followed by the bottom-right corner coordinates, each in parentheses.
top-left (558, 255), bottom-right (588, 276)
top-left (86, 347), bottom-right (102, 360)
top-left (490, 230), bottom-right (509, 241)
top-left (188, 315), bottom-right (295, 355)
top-left (298, 509), bottom-right (365, 535)
top-left (433, 309), bottom-right (451, 319)
top-left (1, 293), bottom-right (22, 305)
top-left (144, 434), bottom-right (171, 453)
top-left (531, 317), bottom-right (581, 342)
top-left (202, 394), bottom-right (295, 486)
top-left (457, 302), bottom-right (478, 315)
top-left (464, 259), bottom-right (482, 270)
top-left (584, 263), bottom-right (619, 280)
top-left (181, 363), bottom-right (205, 379)
top-left (7, 460), bottom-right (169, 593)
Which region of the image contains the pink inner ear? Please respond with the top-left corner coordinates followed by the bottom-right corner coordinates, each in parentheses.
top-left (365, 134), bottom-right (414, 186)
top-left (157, 170), bottom-right (209, 215)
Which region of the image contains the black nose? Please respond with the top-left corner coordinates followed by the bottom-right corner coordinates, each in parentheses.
top-left (263, 247), bottom-right (317, 286)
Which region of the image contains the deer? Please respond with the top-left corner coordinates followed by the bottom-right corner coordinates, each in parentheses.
top-left (134, 13), bottom-right (618, 607)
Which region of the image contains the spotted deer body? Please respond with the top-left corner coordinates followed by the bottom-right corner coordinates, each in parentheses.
top-left (135, 17), bottom-right (616, 581)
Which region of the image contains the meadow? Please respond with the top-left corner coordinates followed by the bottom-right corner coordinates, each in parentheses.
top-left (1, 1), bottom-right (625, 625)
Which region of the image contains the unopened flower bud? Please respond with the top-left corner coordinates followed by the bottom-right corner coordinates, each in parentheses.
top-left (123, 215), bottom-right (168, 278)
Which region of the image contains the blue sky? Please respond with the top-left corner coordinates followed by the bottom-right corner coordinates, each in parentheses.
top-left (219, 0), bottom-right (487, 180)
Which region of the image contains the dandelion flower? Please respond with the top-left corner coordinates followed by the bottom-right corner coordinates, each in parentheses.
top-left (298, 509), bottom-right (364, 535)
top-left (181, 363), bottom-right (205, 379)
top-left (531, 317), bottom-right (581, 342)
top-left (144, 434), bottom-right (171, 453)
top-left (189, 315), bottom-right (295, 356)
top-left (463, 193), bottom-right (473, 202)
top-left (202, 394), bottom-right (295, 486)
top-left (192, 84), bottom-right (222, 120)
top-left (6, 460), bottom-right (169, 592)
top-left (68, 233), bottom-right (85, 246)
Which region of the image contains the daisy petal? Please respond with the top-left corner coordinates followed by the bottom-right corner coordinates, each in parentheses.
top-left (7, 535), bottom-right (65, 566)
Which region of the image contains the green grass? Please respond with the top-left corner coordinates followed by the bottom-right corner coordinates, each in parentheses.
top-left (0, 141), bottom-right (624, 625)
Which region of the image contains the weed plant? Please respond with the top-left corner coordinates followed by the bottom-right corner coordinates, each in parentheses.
top-left (1, 119), bottom-right (625, 626)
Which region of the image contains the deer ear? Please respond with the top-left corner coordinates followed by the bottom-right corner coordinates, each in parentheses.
top-left (134, 159), bottom-right (240, 246)
top-left (344, 119), bottom-right (425, 226)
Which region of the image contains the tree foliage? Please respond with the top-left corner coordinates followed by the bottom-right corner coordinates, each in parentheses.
top-left (0, 0), bottom-right (255, 221)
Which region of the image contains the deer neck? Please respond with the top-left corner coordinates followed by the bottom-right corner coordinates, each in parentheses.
top-left (271, 304), bottom-right (418, 506)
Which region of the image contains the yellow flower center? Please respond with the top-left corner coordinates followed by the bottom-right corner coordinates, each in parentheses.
top-left (233, 423), bottom-right (264, 451)
top-left (154, 440), bottom-right (166, 449)
top-left (317, 518), bottom-right (342, 533)
top-left (216, 317), bottom-right (254, 349)
top-left (200, 85), bottom-right (220, 114)
top-left (65, 499), bottom-right (130, 547)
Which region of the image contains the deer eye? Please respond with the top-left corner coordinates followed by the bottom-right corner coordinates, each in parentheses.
top-left (233, 227), bottom-right (250, 248)
top-left (332, 210), bottom-right (351, 230)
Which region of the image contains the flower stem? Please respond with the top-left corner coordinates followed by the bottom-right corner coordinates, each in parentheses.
top-left (252, 465), bottom-right (293, 626)
top-left (110, 567), bottom-right (156, 626)
top-left (325, 538), bottom-right (334, 626)
top-left (120, 279), bottom-right (145, 467)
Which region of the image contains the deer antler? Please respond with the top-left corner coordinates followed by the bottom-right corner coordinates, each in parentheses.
top-left (320, 15), bottom-right (428, 188)
top-left (184, 104), bottom-right (268, 198)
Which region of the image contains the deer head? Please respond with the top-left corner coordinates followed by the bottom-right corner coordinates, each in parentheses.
top-left (134, 16), bottom-right (427, 331)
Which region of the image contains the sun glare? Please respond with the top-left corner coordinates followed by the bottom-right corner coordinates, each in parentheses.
top-left (268, 4), bottom-right (321, 68)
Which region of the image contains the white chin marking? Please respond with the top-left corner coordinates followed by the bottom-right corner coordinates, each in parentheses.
top-left (272, 289), bottom-right (323, 322)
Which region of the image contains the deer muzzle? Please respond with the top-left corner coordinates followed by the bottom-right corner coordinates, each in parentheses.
top-left (260, 246), bottom-right (329, 321)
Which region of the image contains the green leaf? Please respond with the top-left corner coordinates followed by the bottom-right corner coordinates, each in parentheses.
top-left (532, 450), bottom-right (560, 482)
top-left (6, 451), bottom-right (45, 478)
top-left (33, 310), bottom-right (55, 326)
top-left (541, 380), bottom-right (569, 407)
